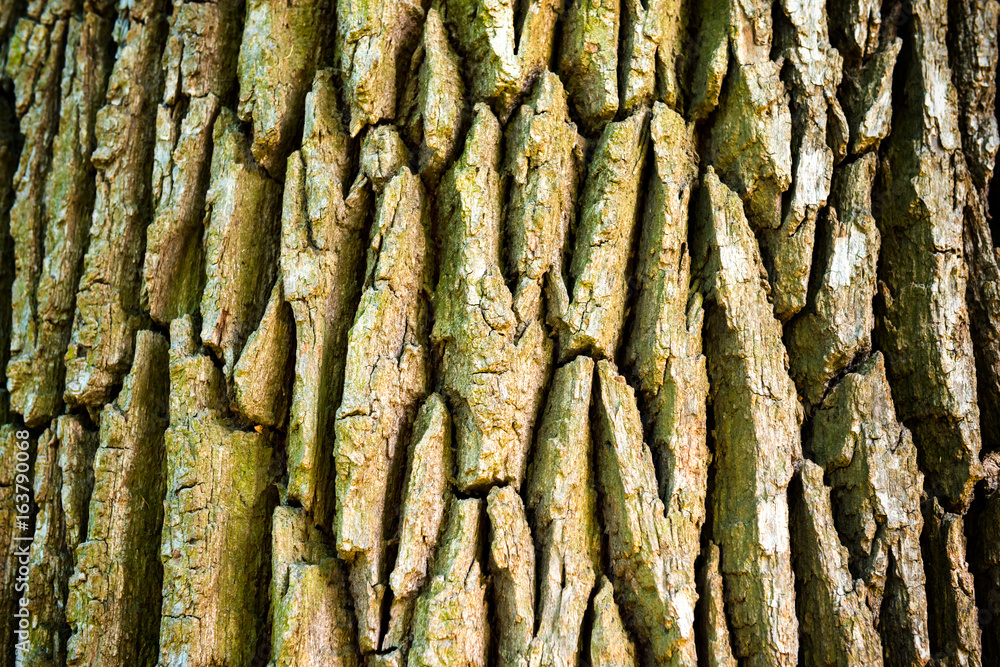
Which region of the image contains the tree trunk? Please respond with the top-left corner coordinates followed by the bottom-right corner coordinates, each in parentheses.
top-left (0, 0), bottom-right (998, 665)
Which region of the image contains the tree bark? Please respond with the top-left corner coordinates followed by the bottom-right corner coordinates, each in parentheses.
top-left (1, 0), bottom-right (998, 665)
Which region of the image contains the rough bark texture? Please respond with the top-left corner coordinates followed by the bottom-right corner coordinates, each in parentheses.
top-left (407, 497), bottom-right (489, 667)
top-left (282, 66), bottom-right (369, 526)
top-left (238, 0), bottom-right (326, 174)
top-left (63, 0), bottom-right (168, 411)
top-left (694, 169), bottom-right (801, 666)
top-left (787, 154), bottom-right (880, 411)
top-left (706, 0), bottom-right (792, 234)
top-left (6, 11), bottom-right (71, 426)
top-left (141, 0), bottom-right (241, 325)
top-left (433, 104), bottom-right (547, 491)
top-left (557, 109), bottom-right (647, 361)
top-left (398, 8), bottom-right (465, 183)
top-left (385, 393), bottom-right (452, 651)
top-left (269, 505), bottom-right (360, 667)
top-left (759, 0), bottom-right (841, 321)
top-left (809, 353), bottom-right (930, 666)
top-left (440, 0), bottom-right (558, 121)
top-left (23, 416), bottom-right (96, 666)
top-left (65, 330), bottom-right (169, 666)
top-left (523, 355), bottom-right (598, 667)
top-left (486, 485), bottom-right (534, 667)
top-left (5, 8), bottom-right (112, 426)
top-left (922, 498), bottom-right (983, 667)
top-left (337, 0), bottom-right (421, 136)
top-left (233, 280), bottom-right (294, 427)
top-left (696, 543), bottom-right (736, 667)
top-left (0, 88), bottom-right (16, 425)
top-left (590, 576), bottom-right (638, 667)
top-left (335, 166), bottom-right (430, 653)
top-left (157, 316), bottom-right (276, 666)
top-left (594, 359), bottom-right (695, 666)
top-left (874, 0), bottom-right (982, 512)
top-left (790, 460), bottom-right (883, 667)
top-left (621, 106), bottom-right (707, 660)
top-left (3, 0), bottom-right (1000, 665)
top-left (504, 71), bottom-right (580, 332)
top-left (199, 107), bottom-right (283, 378)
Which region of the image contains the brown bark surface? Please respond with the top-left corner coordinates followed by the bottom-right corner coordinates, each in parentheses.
top-left (1, 0), bottom-right (998, 665)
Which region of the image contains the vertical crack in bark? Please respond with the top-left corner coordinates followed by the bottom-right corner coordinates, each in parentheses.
top-left (63, 0), bottom-right (168, 411)
top-left (838, 39), bottom-right (900, 156)
top-left (696, 542), bottom-right (737, 667)
top-left (439, 0), bottom-right (561, 121)
top-left (524, 355), bottom-right (599, 667)
top-left (594, 359), bottom-right (693, 666)
top-left (198, 108), bottom-right (283, 380)
top-left (621, 103), bottom-right (706, 665)
top-left (337, 0), bottom-right (423, 136)
top-left (693, 169), bottom-right (801, 666)
top-left (504, 71), bottom-right (581, 335)
top-left (758, 0), bottom-right (842, 321)
top-left (385, 393), bottom-right (453, 653)
top-left (480, 357), bottom-right (600, 667)
top-left (5, 11), bottom-right (71, 423)
top-left (398, 8), bottom-right (466, 184)
top-left (828, 0), bottom-right (880, 61)
top-left (0, 64), bottom-right (20, 425)
top-left (433, 104), bottom-right (548, 492)
top-left (22, 416), bottom-right (96, 665)
top-left (967, 485), bottom-right (1000, 664)
top-left (874, 0), bottom-right (983, 512)
top-left (705, 0), bottom-right (792, 234)
top-left (487, 485), bottom-right (535, 667)
top-left (685, 0), bottom-right (728, 123)
top-left (335, 167), bottom-right (431, 653)
top-left (238, 0), bottom-right (326, 175)
top-left (949, 0), bottom-right (999, 193)
top-left (557, 108), bottom-right (647, 362)
top-left (407, 497), bottom-right (490, 667)
top-left (809, 352), bottom-right (930, 665)
top-left (157, 316), bottom-right (276, 666)
top-left (789, 460), bottom-right (883, 666)
top-left (618, 0), bottom-right (683, 114)
top-left (787, 153), bottom-right (880, 411)
top-left (6, 8), bottom-right (112, 427)
top-left (590, 576), bottom-right (639, 667)
top-left (950, 0), bottom-right (1000, 454)
top-left (557, 0), bottom-right (620, 133)
top-left (142, 0), bottom-right (242, 325)
top-left (233, 280), bottom-right (294, 428)
top-left (963, 190), bottom-right (1000, 454)
top-left (269, 505), bottom-right (361, 667)
top-left (66, 330), bottom-right (169, 665)
top-left (282, 67), bottom-right (370, 527)
top-left (922, 497), bottom-right (982, 666)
